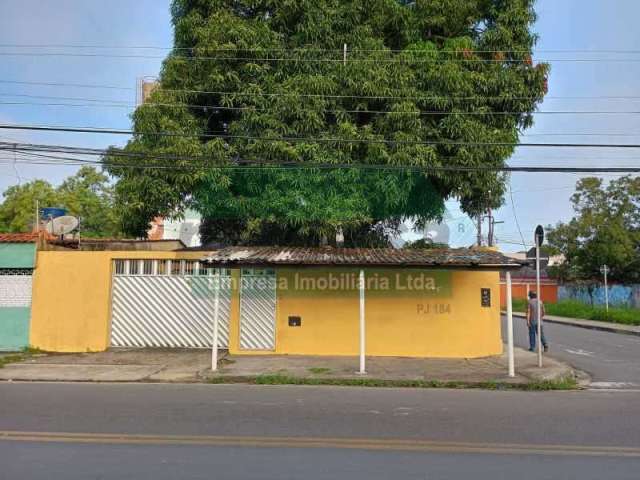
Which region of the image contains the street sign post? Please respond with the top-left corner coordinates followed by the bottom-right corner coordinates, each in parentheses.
top-left (535, 225), bottom-right (544, 368)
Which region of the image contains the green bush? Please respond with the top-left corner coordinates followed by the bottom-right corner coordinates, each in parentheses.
top-left (511, 299), bottom-right (640, 326)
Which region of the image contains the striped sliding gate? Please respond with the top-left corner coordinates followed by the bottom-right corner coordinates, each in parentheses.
top-left (239, 269), bottom-right (277, 350)
top-left (110, 259), bottom-right (230, 348)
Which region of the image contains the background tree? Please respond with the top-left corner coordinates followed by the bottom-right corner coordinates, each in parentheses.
top-left (547, 176), bottom-right (640, 283)
top-left (0, 167), bottom-right (122, 238)
top-left (0, 180), bottom-right (58, 233)
top-left (57, 167), bottom-right (121, 238)
top-left (107, 0), bottom-right (548, 246)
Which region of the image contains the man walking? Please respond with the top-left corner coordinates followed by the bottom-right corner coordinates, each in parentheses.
top-left (527, 291), bottom-right (549, 352)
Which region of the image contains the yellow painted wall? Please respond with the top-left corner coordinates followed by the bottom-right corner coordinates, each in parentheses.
top-left (30, 250), bottom-right (204, 352)
top-left (230, 268), bottom-right (501, 358)
top-left (32, 251), bottom-right (501, 358)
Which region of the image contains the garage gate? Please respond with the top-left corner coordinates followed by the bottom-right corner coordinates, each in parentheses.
top-left (110, 259), bottom-right (231, 348)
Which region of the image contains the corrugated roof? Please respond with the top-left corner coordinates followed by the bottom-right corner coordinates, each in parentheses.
top-left (0, 233), bottom-right (41, 243)
top-left (201, 246), bottom-right (524, 270)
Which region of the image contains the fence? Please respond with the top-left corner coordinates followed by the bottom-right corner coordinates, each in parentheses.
top-left (559, 284), bottom-right (640, 308)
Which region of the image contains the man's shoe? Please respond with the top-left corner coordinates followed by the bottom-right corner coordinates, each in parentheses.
top-left (528, 348), bottom-right (534, 352)
top-left (544, 345), bottom-right (549, 352)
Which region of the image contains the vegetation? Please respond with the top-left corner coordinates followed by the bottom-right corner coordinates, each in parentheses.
top-left (0, 167), bottom-right (122, 237)
top-left (512, 298), bottom-right (640, 326)
top-left (402, 238), bottom-right (449, 249)
top-left (208, 374), bottom-right (578, 390)
top-left (547, 176), bottom-right (640, 283)
top-left (0, 353), bottom-right (27, 369)
top-left (107, 0), bottom-right (548, 246)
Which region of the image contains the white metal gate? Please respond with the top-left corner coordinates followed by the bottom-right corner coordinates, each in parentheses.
top-left (110, 259), bottom-right (230, 348)
top-left (239, 269), bottom-right (277, 350)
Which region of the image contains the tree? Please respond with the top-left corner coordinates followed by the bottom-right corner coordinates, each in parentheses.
top-left (57, 167), bottom-right (121, 238)
top-left (0, 180), bottom-right (58, 233)
top-left (547, 177), bottom-right (640, 283)
top-left (0, 167), bottom-right (122, 238)
top-left (106, 0), bottom-right (548, 246)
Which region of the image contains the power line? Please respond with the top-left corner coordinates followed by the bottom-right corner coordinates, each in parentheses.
top-left (4, 142), bottom-right (640, 173)
top-left (6, 44), bottom-right (640, 54)
top-left (9, 100), bottom-right (640, 117)
top-left (7, 80), bottom-right (640, 104)
top-left (5, 124), bottom-right (640, 148)
top-left (508, 183), bottom-right (528, 250)
top-left (0, 79), bottom-right (134, 91)
top-left (9, 90), bottom-right (640, 103)
top-left (2, 51), bottom-right (640, 63)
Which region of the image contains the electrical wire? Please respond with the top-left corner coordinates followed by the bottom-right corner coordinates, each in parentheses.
top-left (508, 183), bottom-right (528, 250)
top-left (5, 124), bottom-right (640, 148)
top-left (4, 142), bottom-right (640, 173)
top-left (6, 44), bottom-right (640, 55)
top-left (9, 100), bottom-right (640, 117)
top-left (3, 49), bottom-right (640, 64)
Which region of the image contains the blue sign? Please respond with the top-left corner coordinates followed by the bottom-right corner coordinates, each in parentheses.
top-left (40, 207), bottom-right (67, 220)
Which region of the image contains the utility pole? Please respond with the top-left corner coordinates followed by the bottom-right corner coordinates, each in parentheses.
top-left (600, 264), bottom-right (610, 316)
top-left (487, 206), bottom-right (493, 247)
top-left (476, 214), bottom-right (483, 247)
top-left (534, 225), bottom-right (544, 368)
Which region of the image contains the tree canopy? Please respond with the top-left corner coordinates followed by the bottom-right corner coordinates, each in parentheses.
top-left (547, 176), bottom-right (640, 283)
top-left (0, 167), bottom-right (121, 238)
top-left (107, 0), bottom-right (548, 246)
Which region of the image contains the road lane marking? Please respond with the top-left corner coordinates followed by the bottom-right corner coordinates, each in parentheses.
top-left (565, 349), bottom-right (595, 357)
top-left (1, 431), bottom-right (640, 457)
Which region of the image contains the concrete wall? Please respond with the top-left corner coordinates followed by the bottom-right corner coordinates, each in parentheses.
top-left (30, 250), bottom-right (502, 358)
top-left (229, 268), bottom-right (502, 358)
top-left (29, 250), bottom-right (204, 352)
top-left (0, 243), bottom-right (36, 351)
top-left (559, 284), bottom-right (640, 308)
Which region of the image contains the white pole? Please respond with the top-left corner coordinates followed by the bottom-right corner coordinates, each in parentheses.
top-left (506, 271), bottom-right (515, 377)
top-left (343, 43), bottom-right (347, 66)
top-left (358, 269), bottom-right (366, 374)
top-left (535, 241), bottom-right (543, 368)
top-left (211, 269), bottom-right (221, 372)
top-left (604, 265), bottom-right (609, 315)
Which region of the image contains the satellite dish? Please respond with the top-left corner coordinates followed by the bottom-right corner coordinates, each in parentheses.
top-left (46, 215), bottom-right (79, 235)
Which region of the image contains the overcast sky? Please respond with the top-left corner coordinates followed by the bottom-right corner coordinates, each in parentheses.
top-left (1, 0), bottom-right (639, 251)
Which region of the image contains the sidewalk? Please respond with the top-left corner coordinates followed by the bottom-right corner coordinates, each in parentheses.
top-left (510, 311), bottom-right (640, 336)
top-left (0, 347), bottom-right (577, 387)
top-left (0, 349), bottom-right (212, 382)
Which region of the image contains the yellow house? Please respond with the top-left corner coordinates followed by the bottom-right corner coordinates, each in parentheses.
top-left (30, 243), bottom-right (522, 359)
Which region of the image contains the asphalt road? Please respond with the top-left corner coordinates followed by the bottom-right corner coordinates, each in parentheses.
top-left (1, 383), bottom-right (640, 479)
top-left (502, 315), bottom-right (640, 388)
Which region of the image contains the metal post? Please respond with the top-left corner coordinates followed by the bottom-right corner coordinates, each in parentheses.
top-left (603, 265), bottom-right (609, 315)
top-left (343, 43), bottom-right (347, 66)
top-left (506, 271), bottom-right (515, 377)
top-left (211, 270), bottom-right (221, 372)
top-left (358, 269), bottom-right (366, 374)
top-left (535, 241), bottom-right (543, 368)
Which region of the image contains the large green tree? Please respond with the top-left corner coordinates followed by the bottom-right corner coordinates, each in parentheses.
top-left (547, 177), bottom-right (640, 283)
top-left (107, 0), bottom-right (548, 246)
top-left (0, 167), bottom-right (122, 238)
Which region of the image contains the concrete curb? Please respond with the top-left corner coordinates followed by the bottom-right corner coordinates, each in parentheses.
top-left (508, 312), bottom-right (640, 337)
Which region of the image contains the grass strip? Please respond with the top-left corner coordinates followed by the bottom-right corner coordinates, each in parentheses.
top-left (208, 374), bottom-right (578, 391)
top-left (512, 299), bottom-right (640, 326)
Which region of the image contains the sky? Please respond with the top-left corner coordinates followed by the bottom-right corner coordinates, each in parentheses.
top-left (1, 0), bottom-right (640, 251)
